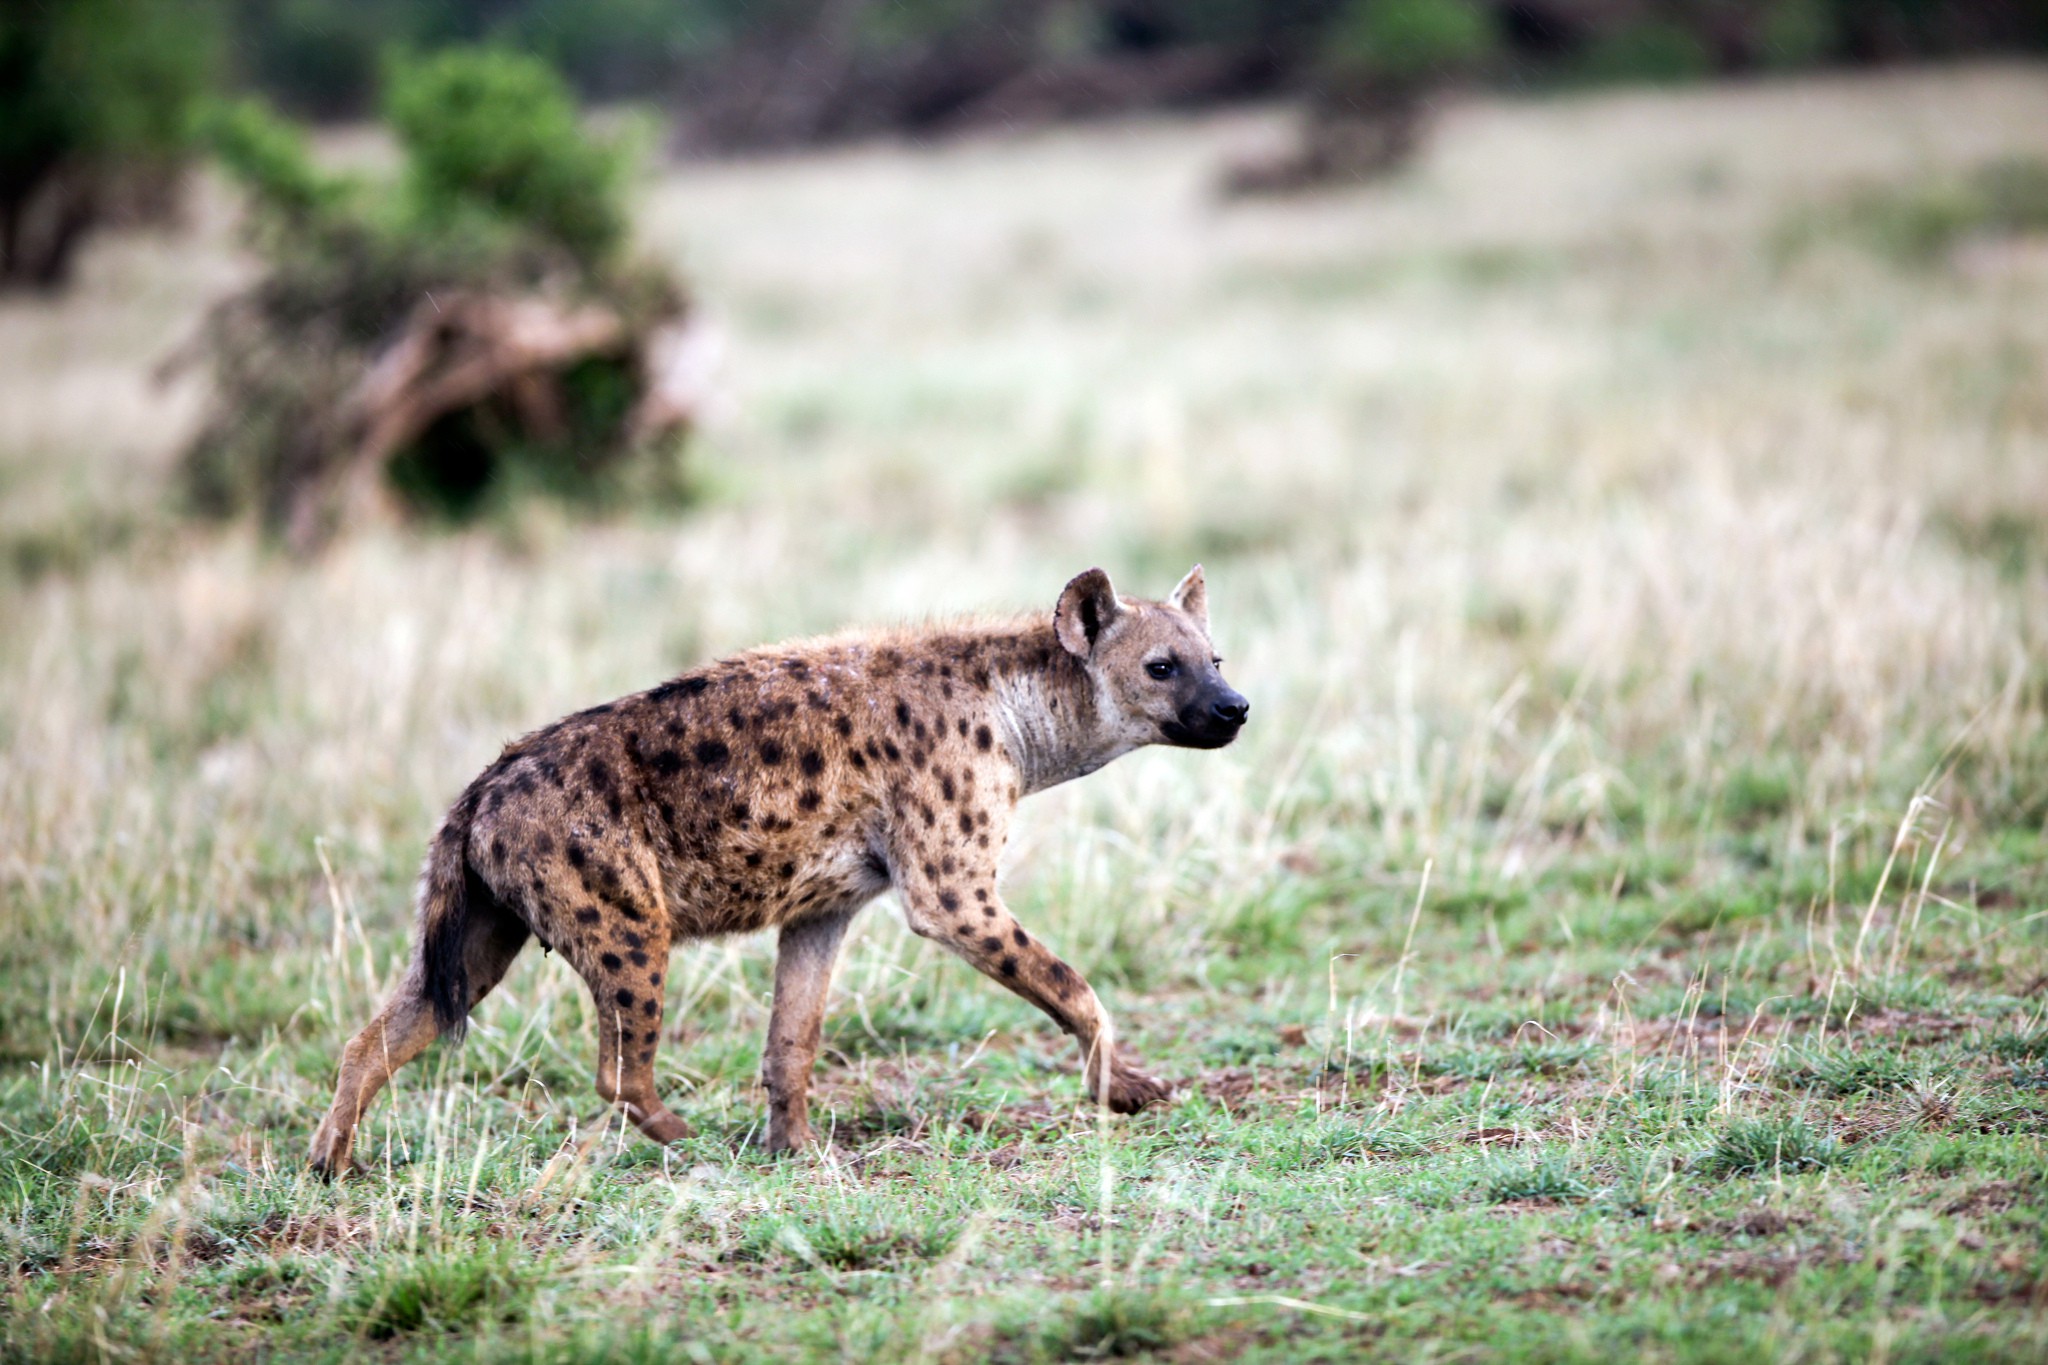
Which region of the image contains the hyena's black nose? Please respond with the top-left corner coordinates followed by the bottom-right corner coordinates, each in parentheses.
top-left (1212, 694), bottom-right (1249, 726)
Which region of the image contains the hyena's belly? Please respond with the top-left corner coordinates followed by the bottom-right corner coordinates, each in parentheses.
top-left (663, 825), bottom-right (892, 939)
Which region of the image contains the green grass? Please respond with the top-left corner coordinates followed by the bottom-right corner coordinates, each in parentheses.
top-left (4, 64), bottom-right (2048, 1365)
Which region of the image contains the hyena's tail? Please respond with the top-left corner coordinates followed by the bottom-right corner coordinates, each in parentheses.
top-left (417, 785), bottom-right (492, 1041)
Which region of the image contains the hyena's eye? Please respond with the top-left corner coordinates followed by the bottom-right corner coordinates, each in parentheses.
top-left (1145, 659), bottom-right (1177, 681)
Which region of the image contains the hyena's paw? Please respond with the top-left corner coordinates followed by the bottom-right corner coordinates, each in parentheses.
top-left (307, 1125), bottom-right (363, 1181)
top-left (1102, 1062), bottom-right (1174, 1114)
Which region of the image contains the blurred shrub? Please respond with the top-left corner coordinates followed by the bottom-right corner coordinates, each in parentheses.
top-left (1568, 16), bottom-right (1713, 85)
top-left (183, 49), bottom-right (694, 549)
top-left (1223, 0), bottom-right (1494, 195)
top-left (1758, 0), bottom-right (1836, 68)
top-left (386, 47), bottom-right (629, 266)
top-left (1323, 0), bottom-right (1494, 85)
top-left (0, 0), bottom-right (219, 290)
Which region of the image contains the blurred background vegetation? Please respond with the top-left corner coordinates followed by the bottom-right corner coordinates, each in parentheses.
top-left (11, 1), bottom-right (2048, 289)
top-left (8, 1), bottom-right (2047, 535)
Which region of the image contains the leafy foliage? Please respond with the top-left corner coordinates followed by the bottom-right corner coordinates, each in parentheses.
top-left (1323, 0), bottom-right (1495, 84)
top-left (385, 47), bottom-right (628, 269)
top-left (184, 48), bottom-right (688, 543)
top-left (0, 0), bottom-right (218, 289)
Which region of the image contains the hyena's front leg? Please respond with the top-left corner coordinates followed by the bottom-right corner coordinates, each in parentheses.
top-left (893, 840), bottom-right (1170, 1114)
top-left (763, 905), bottom-right (857, 1152)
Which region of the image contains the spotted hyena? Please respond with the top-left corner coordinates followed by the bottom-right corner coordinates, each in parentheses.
top-left (309, 566), bottom-right (1249, 1174)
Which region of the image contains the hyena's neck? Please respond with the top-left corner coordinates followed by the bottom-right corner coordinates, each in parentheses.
top-left (979, 620), bottom-right (1127, 796)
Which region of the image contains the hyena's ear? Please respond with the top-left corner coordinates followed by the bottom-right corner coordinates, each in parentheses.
top-left (1054, 567), bottom-right (1123, 660)
top-left (1168, 564), bottom-right (1207, 630)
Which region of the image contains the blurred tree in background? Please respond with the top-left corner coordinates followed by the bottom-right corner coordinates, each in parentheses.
top-left (0, 0), bottom-right (218, 290)
top-left (219, 0), bottom-right (2048, 139)
top-left (1224, 0), bottom-right (1495, 194)
top-left (182, 49), bottom-right (697, 552)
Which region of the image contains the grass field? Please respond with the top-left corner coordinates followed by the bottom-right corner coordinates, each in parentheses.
top-left (4, 63), bottom-right (2048, 1363)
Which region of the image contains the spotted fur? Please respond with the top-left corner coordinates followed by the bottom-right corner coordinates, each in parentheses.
top-left (309, 566), bottom-right (1248, 1173)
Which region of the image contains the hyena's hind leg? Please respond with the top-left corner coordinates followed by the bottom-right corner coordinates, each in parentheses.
top-left (308, 897), bottom-right (528, 1178)
top-left (562, 856), bottom-right (689, 1145)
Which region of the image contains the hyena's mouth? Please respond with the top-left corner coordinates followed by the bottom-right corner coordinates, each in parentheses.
top-left (1161, 713), bottom-right (1245, 749)
top-left (1162, 720), bottom-right (1238, 749)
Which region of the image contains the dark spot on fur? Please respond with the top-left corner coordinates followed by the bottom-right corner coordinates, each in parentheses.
top-left (958, 810), bottom-right (975, 836)
top-left (798, 787), bottom-right (821, 812)
top-left (616, 989), bottom-right (636, 1007)
top-left (1000, 955), bottom-right (1018, 977)
top-left (575, 906), bottom-right (601, 924)
top-left (695, 738), bottom-right (731, 768)
top-left (652, 749), bottom-right (684, 777)
top-left (800, 749), bottom-right (824, 777)
top-left (601, 952), bottom-right (623, 970)
top-left (622, 931), bottom-right (645, 949)
top-left (643, 999), bottom-right (658, 1017)
top-left (974, 888), bottom-right (988, 903)
top-left (834, 715), bottom-right (854, 737)
top-left (849, 749), bottom-right (868, 770)
top-left (975, 724), bottom-right (993, 751)
top-left (982, 936), bottom-right (1003, 951)
top-left (1012, 928), bottom-right (1028, 947)
top-left (759, 738), bottom-right (785, 765)
top-left (649, 972), bottom-right (661, 986)
top-left (745, 851), bottom-right (763, 868)
top-left (940, 773), bottom-right (957, 802)
top-left (490, 835), bottom-right (506, 862)
top-left (939, 890), bottom-right (960, 913)
top-left (922, 861), bottom-right (938, 880)
top-left (650, 675), bottom-right (710, 702)
top-left (779, 861), bottom-right (796, 879)
top-left (643, 1028), bottom-right (659, 1043)
top-left (895, 699), bottom-right (912, 727)
top-left (882, 740), bottom-right (902, 763)
top-left (629, 950), bottom-right (649, 966)
top-left (728, 706), bottom-right (749, 732)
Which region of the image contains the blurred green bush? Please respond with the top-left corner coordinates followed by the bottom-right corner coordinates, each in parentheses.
top-left (183, 48), bottom-right (693, 550)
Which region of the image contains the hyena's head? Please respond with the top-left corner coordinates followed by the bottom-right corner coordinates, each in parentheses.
top-left (1054, 565), bottom-right (1250, 750)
